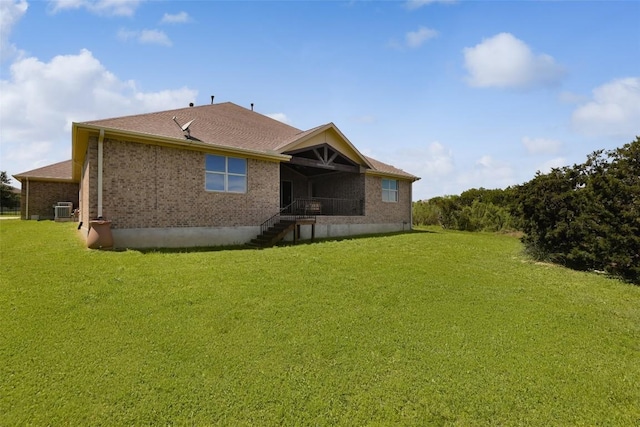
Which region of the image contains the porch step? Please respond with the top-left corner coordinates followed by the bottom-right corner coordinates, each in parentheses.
top-left (247, 220), bottom-right (297, 249)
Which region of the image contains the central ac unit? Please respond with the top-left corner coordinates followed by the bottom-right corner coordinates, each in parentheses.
top-left (55, 202), bottom-right (73, 221)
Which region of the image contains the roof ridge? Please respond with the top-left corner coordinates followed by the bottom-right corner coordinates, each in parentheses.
top-left (81, 102), bottom-right (242, 125)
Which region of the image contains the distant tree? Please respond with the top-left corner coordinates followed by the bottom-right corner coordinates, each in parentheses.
top-left (0, 171), bottom-right (19, 212)
top-left (412, 189), bottom-right (518, 232)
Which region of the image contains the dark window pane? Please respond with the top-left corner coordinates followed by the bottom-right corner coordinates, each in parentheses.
top-left (228, 157), bottom-right (246, 175)
top-left (206, 155), bottom-right (225, 172)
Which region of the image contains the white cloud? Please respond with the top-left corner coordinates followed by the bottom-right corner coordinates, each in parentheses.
top-left (457, 155), bottom-right (514, 190)
top-left (522, 136), bottom-right (562, 155)
top-left (265, 113), bottom-right (291, 124)
top-left (405, 0), bottom-right (456, 10)
top-left (537, 157), bottom-right (567, 174)
top-left (160, 11), bottom-right (190, 24)
top-left (572, 77), bottom-right (640, 139)
top-left (48, 0), bottom-right (143, 16)
top-left (463, 32), bottom-right (565, 89)
top-left (117, 28), bottom-right (172, 46)
top-left (558, 90), bottom-right (588, 105)
top-left (387, 142), bottom-right (454, 178)
top-left (138, 29), bottom-right (172, 46)
top-left (374, 142), bottom-right (456, 199)
top-left (405, 27), bottom-right (438, 49)
top-left (0, 49), bottom-right (197, 179)
top-left (388, 26), bottom-right (438, 50)
top-left (0, 0), bottom-right (28, 62)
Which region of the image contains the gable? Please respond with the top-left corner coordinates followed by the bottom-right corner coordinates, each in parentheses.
top-left (278, 124), bottom-right (373, 169)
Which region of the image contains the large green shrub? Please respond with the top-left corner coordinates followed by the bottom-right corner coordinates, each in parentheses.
top-left (515, 137), bottom-right (639, 283)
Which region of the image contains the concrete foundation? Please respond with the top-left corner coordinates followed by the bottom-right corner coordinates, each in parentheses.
top-left (108, 226), bottom-right (260, 249)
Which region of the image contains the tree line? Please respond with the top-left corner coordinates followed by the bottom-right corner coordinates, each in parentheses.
top-left (413, 137), bottom-right (639, 284)
top-left (0, 171), bottom-right (20, 213)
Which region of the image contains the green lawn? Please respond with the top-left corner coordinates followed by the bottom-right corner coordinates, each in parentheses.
top-left (1, 220), bottom-right (639, 426)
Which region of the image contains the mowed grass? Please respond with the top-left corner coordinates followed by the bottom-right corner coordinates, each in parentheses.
top-left (1, 221), bottom-right (639, 426)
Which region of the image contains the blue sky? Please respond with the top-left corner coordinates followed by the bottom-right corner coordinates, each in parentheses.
top-left (1, 0), bottom-right (638, 200)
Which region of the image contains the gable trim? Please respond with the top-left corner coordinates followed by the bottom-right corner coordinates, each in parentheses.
top-left (277, 123), bottom-right (374, 170)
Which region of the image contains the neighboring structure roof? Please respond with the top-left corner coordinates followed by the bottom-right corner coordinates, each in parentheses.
top-left (13, 160), bottom-right (74, 182)
top-left (74, 102), bottom-right (418, 181)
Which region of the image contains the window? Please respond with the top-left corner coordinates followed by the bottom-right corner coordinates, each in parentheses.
top-left (382, 178), bottom-right (398, 202)
top-left (205, 154), bottom-right (247, 193)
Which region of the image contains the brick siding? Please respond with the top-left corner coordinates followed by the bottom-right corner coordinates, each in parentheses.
top-left (79, 136), bottom-right (413, 246)
top-left (83, 137), bottom-right (280, 229)
top-left (21, 181), bottom-right (79, 220)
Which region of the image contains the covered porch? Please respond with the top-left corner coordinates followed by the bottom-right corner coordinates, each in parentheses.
top-left (280, 143), bottom-right (366, 217)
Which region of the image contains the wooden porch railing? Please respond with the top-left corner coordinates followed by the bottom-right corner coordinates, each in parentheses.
top-left (260, 200), bottom-right (317, 235)
top-left (259, 197), bottom-right (363, 235)
top-left (300, 197), bottom-right (364, 216)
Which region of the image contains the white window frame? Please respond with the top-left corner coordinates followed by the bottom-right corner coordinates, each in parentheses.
top-left (382, 178), bottom-right (398, 202)
top-left (205, 154), bottom-right (247, 193)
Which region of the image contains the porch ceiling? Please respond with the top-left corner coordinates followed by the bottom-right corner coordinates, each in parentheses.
top-left (283, 143), bottom-right (364, 176)
top-left (282, 163), bottom-right (345, 177)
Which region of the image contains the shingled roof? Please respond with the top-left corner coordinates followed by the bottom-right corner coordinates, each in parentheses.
top-left (77, 102), bottom-right (418, 180)
top-left (13, 160), bottom-right (74, 182)
top-left (83, 102), bottom-right (304, 153)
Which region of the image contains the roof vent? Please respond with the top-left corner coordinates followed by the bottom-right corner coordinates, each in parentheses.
top-left (211, 95), bottom-right (214, 104)
top-left (251, 103), bottom-right (254, 111)
top-left (189, 102), bottom-right (194, 107)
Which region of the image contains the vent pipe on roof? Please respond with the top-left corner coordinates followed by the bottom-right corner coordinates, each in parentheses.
top-left (189, 102), bottom-right (194, 107)
top-left (251, 103), bottom-right (254, 111)
top-left (211, 95), bottom-right (214, 104)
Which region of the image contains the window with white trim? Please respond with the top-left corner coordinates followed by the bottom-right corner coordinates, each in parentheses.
top-left (382, 178), bottom-right (398, 202)
top-left (205, 154), bottom-right (247, 193)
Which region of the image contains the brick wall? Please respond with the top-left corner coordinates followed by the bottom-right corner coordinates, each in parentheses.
top-left (79, 135), bottom-right (413, 241)
top-left (363, 174), bottom-right (412, 223)
top-left (280, 166), bottom-right (309, 200)
top-left (21, 181), bottom-right (79, 220)
top-left (79, 137), bottom-right (97, 225)
top-left (85, 138), bottom-right (280, 229)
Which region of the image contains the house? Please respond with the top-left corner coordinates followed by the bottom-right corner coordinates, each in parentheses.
top-left (14, 101), bottom-right (419, 248)
top-left (13, 160), bottom-right (78, 220)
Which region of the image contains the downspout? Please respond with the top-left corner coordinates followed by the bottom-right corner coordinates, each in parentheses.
top-left (25, 177), bottom-right (29, 219)
top-left (98, 129), bottom-right (104, 218)
top-left (410, 183), bottom-right (414, 231)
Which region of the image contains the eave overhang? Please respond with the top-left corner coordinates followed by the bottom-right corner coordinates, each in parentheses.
top-left (365, 169), bottom-right (421, 182)
top-left (12, 175), bottom-right (76, 184)
top-left (72, 123), bottom-right (291, 181)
